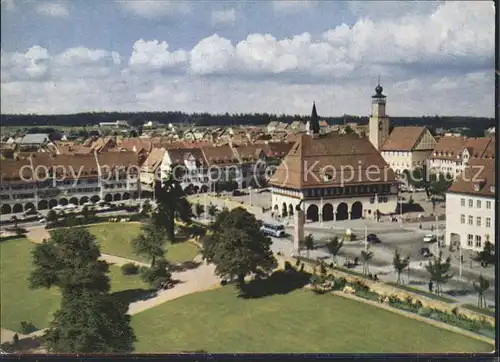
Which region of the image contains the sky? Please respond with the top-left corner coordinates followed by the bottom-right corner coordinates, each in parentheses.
top-left (0, 0), bottom-right (496, 117)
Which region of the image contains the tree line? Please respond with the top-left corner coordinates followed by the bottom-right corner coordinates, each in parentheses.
top-left (1, 112), bottom-right (494, 135)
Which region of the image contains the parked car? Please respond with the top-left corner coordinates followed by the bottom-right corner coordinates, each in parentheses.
top-left (259, 223), bottom-right (285, 237)
top-left (420, 247), bottom-right (432, 257)
top-left (423, 234), bottom-right (437, 243)
top-left (367, 233), bottom-right (381, 243)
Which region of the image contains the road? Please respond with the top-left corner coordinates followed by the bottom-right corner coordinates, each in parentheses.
top-left (194, 193), bottom-right (496, 307)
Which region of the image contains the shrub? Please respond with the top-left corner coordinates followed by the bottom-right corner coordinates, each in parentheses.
top-left (138, 266), bottom-right (149, 276)
top-left (295, 258), bottom-right (300, 267)
top-left (121, 263), bottom-right (139, 275)
top-left (20, 321), bottom-right (37, 334)
top-left (319, 262), bottom-right (327, 275)
top-left (417, 307), bottom-right (431, 317)
top-left (284, 261), bottom-right (293, 271)
top-left (299, 263), bottom-right (305, 272)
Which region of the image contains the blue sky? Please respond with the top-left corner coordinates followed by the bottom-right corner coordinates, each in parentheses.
top-left (1, 0), bottom-right (496, 117)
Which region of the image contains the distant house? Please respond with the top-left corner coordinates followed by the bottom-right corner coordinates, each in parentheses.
top-left (267, 121), bottom-right (279, 134)
top-left (99, 120), bottom-right (129, 128)
top-left (143, 121), bottom-right (160, 128)
top-left (485, 126), bottom-right (495, 136)
top-left (17, 133), bottom-right (50, 148)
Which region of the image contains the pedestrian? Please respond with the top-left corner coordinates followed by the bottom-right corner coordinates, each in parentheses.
top-left (13, 333), bottom-right (19, 346)
top-left (419, 223), bottom-right (422, 229)
top-left (428, 280), bottom-right (433, 293)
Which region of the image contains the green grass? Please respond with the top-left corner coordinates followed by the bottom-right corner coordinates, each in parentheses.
top-left (386, 282), bottom-right (455, 303)
top-left (86, 223), bottom-right (199, 264)
top-left (0, 237), bottom-right (148, 333)
top-left (461, 304), bottom-right (496, 318)
top-left (131, 287), bottom-right (493, 353)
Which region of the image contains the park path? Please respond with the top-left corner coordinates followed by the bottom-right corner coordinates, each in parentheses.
top-left (127, 254), bottom-right (221, 315)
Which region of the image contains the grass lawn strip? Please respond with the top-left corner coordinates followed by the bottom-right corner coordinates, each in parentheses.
top-left (131, 286), bottom-right (493, 353)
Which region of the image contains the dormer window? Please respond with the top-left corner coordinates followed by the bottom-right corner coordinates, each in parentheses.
top-left (473, 183), bottom-right (480, 191)
top-left (491, 186), bottom-right (495, 193)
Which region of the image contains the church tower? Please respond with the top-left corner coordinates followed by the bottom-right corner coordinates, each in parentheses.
top-left (307, 102), bottom-right (320, 138)
top-left (368, 79), bottom-right (390, 150)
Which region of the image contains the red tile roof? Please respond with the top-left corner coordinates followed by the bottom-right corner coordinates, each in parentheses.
top-left (448, 158), bottom-right (496, 197)
top-left (380, 126), bottom-right (428, 151)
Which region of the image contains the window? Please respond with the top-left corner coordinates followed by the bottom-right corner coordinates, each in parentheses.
top-left (460, 198), bottom-right (465, 207)
top-left (468, 216), bottom-right (473, 225)
top-left (476, 217), bottom-right (481, 227)
top-left (476, 200), bottom-right (481, 208)
top-left (460, 214), bottom-right (465, 224)
top-left (467, 234), bottom-right (473, 246)
top-left (486, 218), bottom-right (491, 227)
top-left (475, 235), bottom-right (482, 248)
top-left (486, 201), bottom-right (491, 209)
top-left (468, 199), bottom-right (473, 207)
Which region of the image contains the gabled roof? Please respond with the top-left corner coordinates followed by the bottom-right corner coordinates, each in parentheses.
top-left (448, 158), bottom-right (495, 197)
top-left (269, 133), bottom-right (396, 189)
top-left (201, 145), bottom-right (238, 166)
top-left (431, 136), bottom-right (492, 160)
top-left (167, 147), bottom-right (206, 167)
top-left (141, 147), bottom-right (166, 172)
top-left (380, 126), bottom-right (428, 151)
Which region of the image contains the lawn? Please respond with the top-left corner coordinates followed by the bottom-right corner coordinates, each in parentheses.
top-left (86, 223), bottom-right (199, 264)
top-left (131, 287), bottom-right (493, 353)
top-left (0, 237), bottom-right (148, 333)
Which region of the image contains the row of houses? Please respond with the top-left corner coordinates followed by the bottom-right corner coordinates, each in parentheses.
top-left (0, 139), bottom-right (294, 215)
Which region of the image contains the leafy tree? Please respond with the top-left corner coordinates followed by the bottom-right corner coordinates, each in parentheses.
top-left (325, 236), bottom-right (343, 265)
top-left (207, 203), bottom-right (218, 220)
top-left (473, 274), bottom-right (490, 308)
top-left (425, 251), bottom-right (454, 295)
top-left (46, 210), bottom-right (58, 225)
top-left (29, 228), bottom-right (136, 352)
top-left (131, 221), bottom-right (166, 267)
top-left (474, 238), bottom-right (495, 266)
top-left (201, 207), bottom-right (277, 290)
top-left (360, 248), bottom-right (374, 275)
top-left (140, 200), bottom-right (152, 217)
top-left (43, 291), bottom-right (135, 353)
top-left (81, 206), bottom-right (91, 223)
top-left (152, 173), bottom-right (192, 241)
top-left (393, 249), bottom-right (410, 284)
top-left (428, 172), bottom-right (453, 198)
top-left (194, 203), bottom-right (204, 218)
top-left (140, 257), bottom-right (172, 289)
top-left (303, 234), bottom-right (314, 258)
top-left (11, 215), bottom-right (18, 229)
top-left (344, 125), bottom-right (354, 134)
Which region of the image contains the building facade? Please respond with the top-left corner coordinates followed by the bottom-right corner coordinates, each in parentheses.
top-left (270, 103), bottom-right (398, 223)
top-left (0, 151), bottom-right (140, 214)
top-left (445, 158), bottom-right (495, 252)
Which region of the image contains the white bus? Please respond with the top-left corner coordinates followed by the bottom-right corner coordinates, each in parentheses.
top-left (260, 223), bottom-right (286, 238)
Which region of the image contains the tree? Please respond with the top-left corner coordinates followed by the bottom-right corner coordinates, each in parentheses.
top-left (201, 207), bottom-right (277, 290)
top-left (360, 248), bottom-right (373, 275)
top-left (131, 221), bottom-right (166, 267)
top-left (152, 173), bottom-right (192, 242)
top-left (473, 274), bottom-right (490, 308)
top-left (474, 238), bottom-right (495, 266)
top-left (140, 257), bottom-right (172, 289)
top-left (43, 291), bottom-right (135, 353)
top-left (304, 234), bottom-right (314, 258)
top-left (46, 210), bottom-right (58, 226)
top-left (29, 228), bottom-right (136, 352)
top-left (194, 203), bottom-right (204, 218)
top-left (325, 236), bottom-right (343, 265)
top-left (428, 173), bottom-right (453, 199)
top-left (81, 206), bottom-right (90, 223)
top-left (344, 125), bottom-right (354, 134)
top-left (140, 200), bottom-right (152, 217)
top-left (208, 203), bottom-right (218, 220)
top-left (11, 215), bottom-right (18, 229)
top-left (393, 249), bottom-right (410, 284)
top-left (425, 251), bottom-right (454, 295)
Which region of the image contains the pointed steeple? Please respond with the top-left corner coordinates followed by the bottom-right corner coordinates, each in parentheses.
top-left (308, 101), bottom-right (320, 136)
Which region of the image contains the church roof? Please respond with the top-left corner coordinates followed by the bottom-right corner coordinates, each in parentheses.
top-left (269, 132), bottom-right (396, 189)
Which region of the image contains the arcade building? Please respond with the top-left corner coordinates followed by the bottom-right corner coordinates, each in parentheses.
top-left (269, 86), bottom-right (399, 222)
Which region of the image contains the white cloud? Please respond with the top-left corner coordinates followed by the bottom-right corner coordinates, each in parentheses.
top-left (129, 39), bottom-right (188, 72)
top-left (211, 8), bottom-right (236, 27)
top-left (0, 1), bottom-right (495, 117)
top-left (272, 0), bottom-right (315, 14)
top-left (35, 2), bottom-right (69, 18)
top-left (117, 0), bottom-right (190, 18)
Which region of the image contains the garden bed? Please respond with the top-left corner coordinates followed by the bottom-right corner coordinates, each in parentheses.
top-left (386, 282), bottom-right (455, 303)
top-left (461, 304), bottom-right (496, 318)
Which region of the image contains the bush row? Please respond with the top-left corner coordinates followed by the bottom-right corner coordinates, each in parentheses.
top-left (309, 271), bottom-right (495, 339)
top-left (45, 213), bottom-right (145, 229)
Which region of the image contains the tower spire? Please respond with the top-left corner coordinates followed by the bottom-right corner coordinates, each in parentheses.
top-left (377, 75), bottom-right (380, 86)
top-left (308, 102), bottom-right (320, 136)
